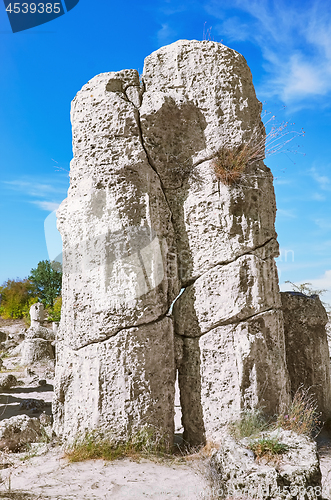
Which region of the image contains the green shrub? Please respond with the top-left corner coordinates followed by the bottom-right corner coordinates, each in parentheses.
top-left (29, 260), bottom-right (62, 308)
top-left (248, 436), bottom-right (289, 460)
top-left (46, 296), bottom-right (62, 322)
top-left (228, 408), bottom-right (269, 439)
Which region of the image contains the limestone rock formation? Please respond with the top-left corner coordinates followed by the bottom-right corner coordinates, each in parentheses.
top-left (54, 40), bottom-right (291, 444)
top-left (281, 292), bottom-right (331, 419)
top-left (30, 302), bottom-right (45, 328)
top-left (21, 304), bottom-right (55, 365)
top-left (210, 430), bottom-right (322, 500)
top-left (0, 415), bottom-right (46, 452)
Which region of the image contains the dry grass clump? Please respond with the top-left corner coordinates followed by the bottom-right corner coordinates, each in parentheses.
top-left (212, 112), bottom-right (305, 186)
top-left (277, 385), bottom-right (322, 437)
top-left (211, 143), bottom-right (260, 186)
top-left (65, 426), bottom-right (173, 463)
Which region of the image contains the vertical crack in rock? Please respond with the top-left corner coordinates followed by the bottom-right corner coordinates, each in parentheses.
top-left (134, 106), bottom-right (176, 228)
top-left (54, 40), bottom-right (293, 446)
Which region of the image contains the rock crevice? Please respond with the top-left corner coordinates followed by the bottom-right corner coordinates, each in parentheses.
top-left (53, 40), bottom-right (329, 446)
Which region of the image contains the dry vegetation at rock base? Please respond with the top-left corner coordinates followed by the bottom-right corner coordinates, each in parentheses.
top-left (64, 386), bottom-right (322, 474)
top-left (227, 385), bottom-right (322, 461)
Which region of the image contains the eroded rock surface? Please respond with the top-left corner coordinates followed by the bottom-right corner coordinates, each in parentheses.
top-left (30, 303), bottom-right (45, 329)
top-left (210, 429), bottom-right (322, 500)
top-left (54, 40), bottom-right (291, 444)
top-left (21, 304), bottom-right (55, 366)
top-left (281, 292), bottom-right (331, 420)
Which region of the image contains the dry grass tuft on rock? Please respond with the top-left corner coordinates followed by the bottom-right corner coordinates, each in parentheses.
top-left (211, 142), bottom-right (260, 185)
top-left (277, 385), bottom-right (322, 437)
top-left (211, 112), bottom-right (305, 186)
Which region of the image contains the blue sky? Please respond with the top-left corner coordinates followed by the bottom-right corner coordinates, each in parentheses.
top-left (1, 0), bottom-right (331, 304)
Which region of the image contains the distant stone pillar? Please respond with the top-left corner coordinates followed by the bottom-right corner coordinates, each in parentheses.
top-left (30, 303), bottom-right (45, 328)
top-left (281, 292), bottom-right (331, 420)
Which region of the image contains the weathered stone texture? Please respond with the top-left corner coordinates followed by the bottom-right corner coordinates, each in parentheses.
top-left (281, 292), bottom-right (331, 419)
top-left (210, 430), bottom-right (322, 500)
top-left (54, 317), bottom-right (175, 443)
top-left (176, 310), bottom-right (289, 443)
top-left (21, 338), bottom-right (54, 365)
top-left (30, 303), bottom-right (45, 328)
top-left (55, 39), bottom-right (291, 444)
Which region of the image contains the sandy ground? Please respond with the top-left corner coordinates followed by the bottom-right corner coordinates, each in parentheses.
top-left (0, 447), bottom-right (212, 499)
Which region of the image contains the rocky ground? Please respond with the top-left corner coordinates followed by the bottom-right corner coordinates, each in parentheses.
top-left (0, 318), bottom-right (331, 499)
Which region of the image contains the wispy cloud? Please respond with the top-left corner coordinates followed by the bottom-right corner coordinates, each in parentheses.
top-left (310, 167), bottom-right (331, 191)
top-left (313, 218), bottom-right (331, 231)
top-left (274, 178), bottom-right (292, 185)
top-left (311, 192), bottom-right (327, 201)
top-left (206, 0), bottom-right (331, 104)
top-left (3, 179), bottom-right (66, 197)
top-left (276, 208), bottom-right (297, 218)
top-left (156, 23), bottom-right (177, 46)
top-left (31, 201), bottom-right (60, 212)
top-left (2, 176), bottom-right (68, 213)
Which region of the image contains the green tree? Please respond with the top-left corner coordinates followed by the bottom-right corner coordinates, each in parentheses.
top-left (0, 278), bottom-right (38, 319)
top-left (29, 260), bottom-right (62, 308)
top-left (47, 296), bottom-right (62, 322)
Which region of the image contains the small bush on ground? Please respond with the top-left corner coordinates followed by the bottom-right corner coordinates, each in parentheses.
top-left (228, 386), bottom-right (321, 462)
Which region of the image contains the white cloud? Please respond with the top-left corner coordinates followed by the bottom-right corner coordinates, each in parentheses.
top-left (313, 218), bottom-right (331, 231)
top-left (31, 201), bottom-right (60, 212)
top-left (2, 176), bottom-right (67, 212)
top-left (311, 192), bottom-right (326, 201)
top-left (3, 180), bottom-right (60, 197)
top-left (206, 0), bottom-right (331, 104)
top-left (310, 167), bottom-right (331, 191)
top-left (274, 178), bottom-right (292, 185)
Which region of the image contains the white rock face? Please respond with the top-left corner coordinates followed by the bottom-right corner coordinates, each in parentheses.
top-left (0, 415), bottom-right (45, 451)
top-left (21, 338), bottom-right (54, 365)
top-left (54, 40), bottom-right (291, 444)
top-left (53, 317), bottom-right (175, 443)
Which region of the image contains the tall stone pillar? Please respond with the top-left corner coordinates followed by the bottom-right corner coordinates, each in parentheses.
top-left (54, 40), bottom-right (291, 445)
